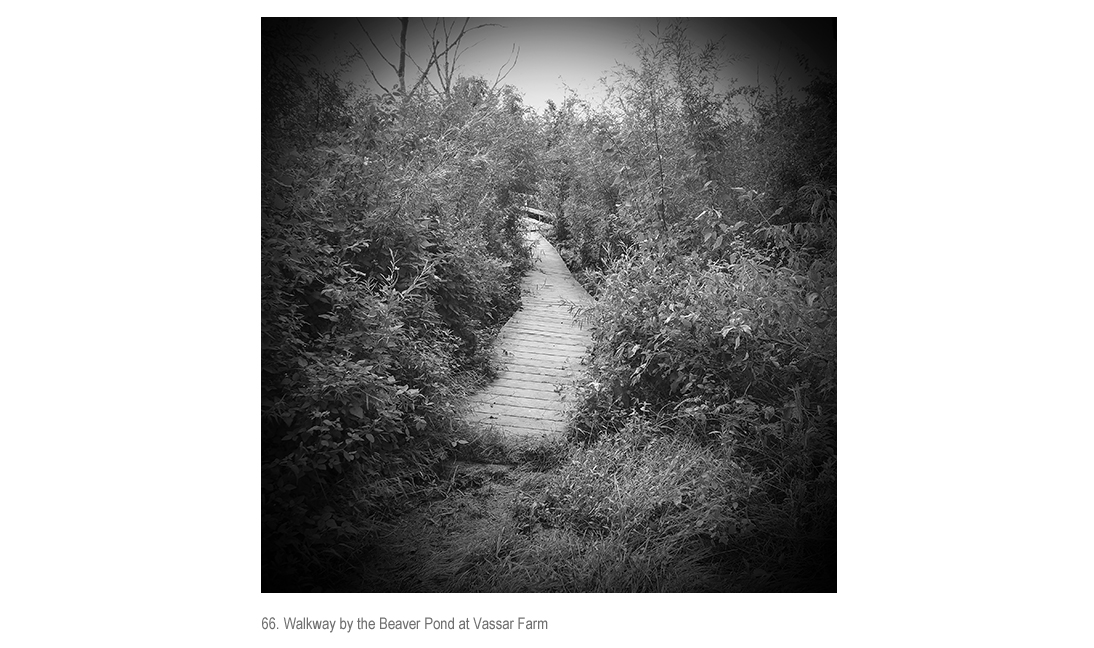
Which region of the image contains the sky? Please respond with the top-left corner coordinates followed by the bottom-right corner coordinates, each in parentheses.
top-left (281, 17), bottom-right (835, 113)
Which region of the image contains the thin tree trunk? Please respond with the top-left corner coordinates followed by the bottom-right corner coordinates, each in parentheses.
top-left (397, 18), bottom-right (408, 95)
top-left (650, 88), bottom-right (666, 226)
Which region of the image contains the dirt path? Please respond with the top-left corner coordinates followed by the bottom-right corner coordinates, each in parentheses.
top-left (465, 219), bottom-right (593, 438)
top-left (357, 221), bottom-right (595, 591)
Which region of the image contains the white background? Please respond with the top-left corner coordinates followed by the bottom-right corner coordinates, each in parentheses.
top-left (3, 2), bottom-right (1091, 646)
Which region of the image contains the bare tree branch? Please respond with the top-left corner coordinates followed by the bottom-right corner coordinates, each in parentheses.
top-left (348, 39), bottom-right (392, 95)
top-left (407, 49), bottom-right (444, 99)
top-left (490, 44), bottom-right (520, 92)
top-left (431, 19), bottom-right (504, 97)
top-left (420, 17), bottom-right (436, 39)
top-left (350, 18), bottom-right (509, 106)
top-left (356, 18), bottom-right (398, 73)
top-left (436, 19), bottom-right (472, 96)
top-left (404, 48), bottom-right (441, 97)
top-left (397, 17), bottom-right (408, 95)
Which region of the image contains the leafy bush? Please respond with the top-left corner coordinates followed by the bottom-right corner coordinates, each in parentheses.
top-left (521, 23), bottom-right (837, 588)
top-left (261, 34), bottom-right (540, 588)
top-left (261, 18), bottom-right (835, 591)
top-left (574, 243), bottom-right (834, 419)
top-left (565, 232), bottom-right (835, 588)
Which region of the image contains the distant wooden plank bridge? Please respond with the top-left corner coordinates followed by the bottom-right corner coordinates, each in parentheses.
top-left (516, 205), bottom-right (555, 222)
top-left (465, 216), bottom-right (592, 439)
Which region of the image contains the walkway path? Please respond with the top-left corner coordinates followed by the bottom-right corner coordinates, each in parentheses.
top-left (465, 218), bottom-right (593, 438)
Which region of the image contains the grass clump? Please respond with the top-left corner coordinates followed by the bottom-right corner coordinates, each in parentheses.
top-left (520, 417), bottom-right (758, 543)
top-left (486, 416), bottom-right (760, 591)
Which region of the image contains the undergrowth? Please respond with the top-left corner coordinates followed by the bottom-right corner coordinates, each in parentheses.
top-left (263, 19), bottom-right (835, 592)
top-left (262, 21), bottom-right (539, 591)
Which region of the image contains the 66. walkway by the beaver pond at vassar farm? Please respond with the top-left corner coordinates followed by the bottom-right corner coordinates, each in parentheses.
top-left (465, 219), bottom-right (593, 439)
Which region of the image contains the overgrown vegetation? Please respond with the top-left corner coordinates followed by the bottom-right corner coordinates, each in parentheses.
top-left (262, 18), bottom-right (537, 591)
top-left (263, 18), bottom-right (835, 592)
top-left (537, 23), bottom-right (836, 589)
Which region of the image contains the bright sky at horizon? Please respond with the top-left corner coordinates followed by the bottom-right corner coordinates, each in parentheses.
top-left (292, 17), bottom-right (835, 113)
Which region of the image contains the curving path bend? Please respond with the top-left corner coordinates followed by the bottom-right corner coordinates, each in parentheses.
top-left (465, 218), bottom-right (593, 438)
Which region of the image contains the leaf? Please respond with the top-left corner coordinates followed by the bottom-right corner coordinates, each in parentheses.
top-left (349, 405), bottom-right (364, 419)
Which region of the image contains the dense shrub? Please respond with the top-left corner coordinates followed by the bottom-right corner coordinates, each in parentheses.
top-left (262, 18), bottom-right (835, 591)
top-left (576, 244), bottom-right (834, 413)
top-left (519, 415), bottom-right (760, 545)
top-left (530, 23), bottom-right (838, 588)
top-left (564, 238), bottom-right (835, 584)
top-left (261, 25), bottom-right (539, 588)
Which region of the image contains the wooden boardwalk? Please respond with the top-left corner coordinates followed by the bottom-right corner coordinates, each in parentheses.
top-left (465, 219), bottom-right (593, 438)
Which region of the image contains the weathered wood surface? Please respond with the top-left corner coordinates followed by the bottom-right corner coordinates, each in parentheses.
top-left (516, 205), bottom-right (556, 222)
top-left (465, 218), bottom-right (593, 438)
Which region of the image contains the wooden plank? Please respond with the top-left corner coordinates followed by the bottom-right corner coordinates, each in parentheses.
top-left (495, 366), bottom-right (572, 380)
top-left (495, 367), bottom-right (578, 383)
top-left (479, 384), bottom-right (569, 401)
top-left (496, 342), bottom-right (587, 357)
top-left (501, 324), bottom-right (590, 339)
top-left (489, 378), bottom-right (558, 393)
top-left (471, 402), bottom-right (560, 420)
top-left (468, 392), bottom-right (567, 410)
top-left (469, 413), bottom-right (567, 434)
top-left (505, 326), bottom-right (587, 337)
top-left (500, 354), bottom-right (577, 370)
top-left (518, 206), bottom-right (556, 220)
top-left (463, 229), bottom-right (593, 439)
top-left (497, 343), bottom-right (589, 358)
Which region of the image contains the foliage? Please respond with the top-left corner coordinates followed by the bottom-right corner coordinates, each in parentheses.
top-left (261, 18), bottom-right (835, 591)
top-left (531, 22), bottom-right (838, 589)
top-left (560, 240), bottom-right (835, 588)
top-left (518, 415), bottom-right (760, 550)
top-left (445, 418), bottom-right (762, 592)
top-left (262, 21), bottom-right (541, 589)
top-left (575, 243), bottom-right (834, 412)
top-left (537, 21), bottom-right (836, 276)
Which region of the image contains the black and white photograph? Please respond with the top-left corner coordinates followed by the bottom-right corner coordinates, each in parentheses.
top-left (262, 17), bottom-right (837, 593)
top-left (10, 3), bottom-right (1094, 644)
